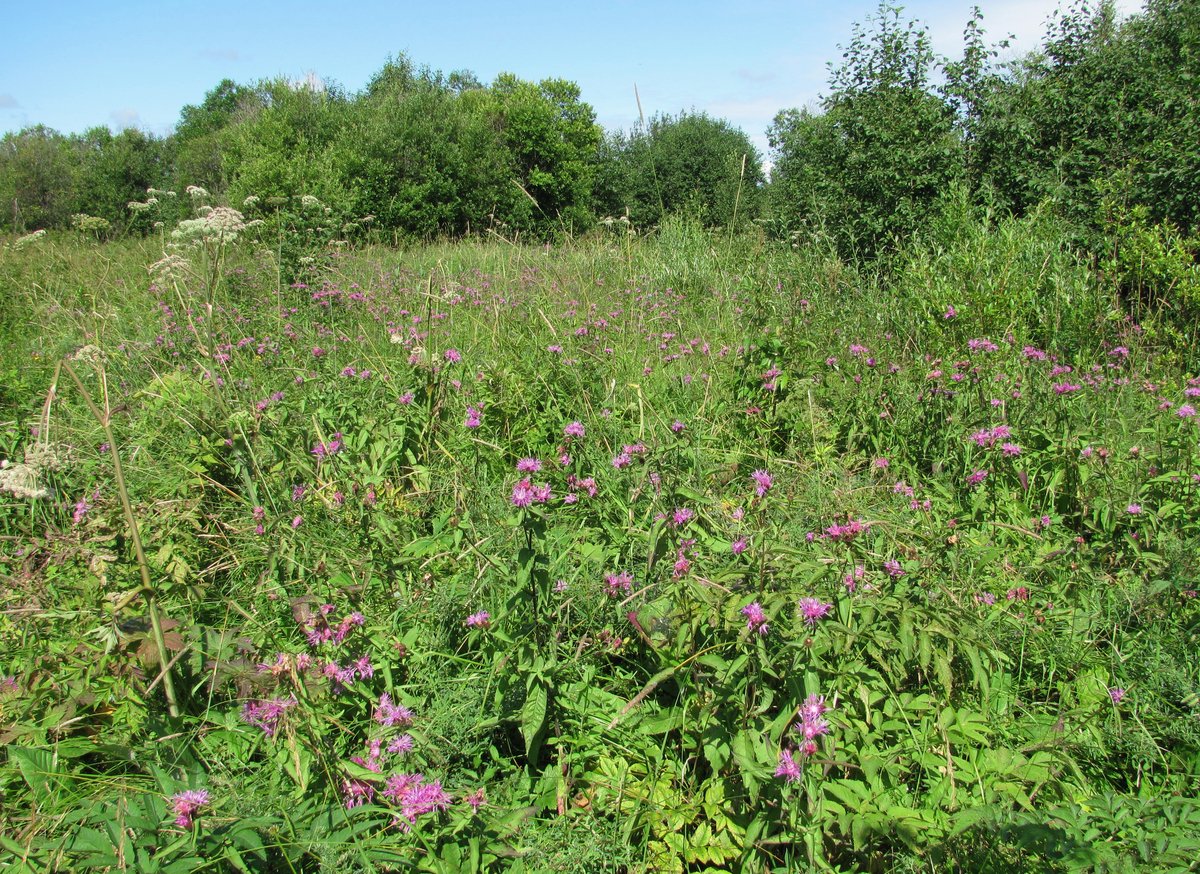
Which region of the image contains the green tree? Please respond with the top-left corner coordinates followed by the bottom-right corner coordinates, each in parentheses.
top-left (768, 4), bottom-right (964, 259)
top-left (72, 126), bottom-right (170, 230)
top-left (489, 74), bottom-right (602, 235)
top-left (0, 125), bottom-right (78, 231)
top-left (598, 112), bottom-right (764, 229)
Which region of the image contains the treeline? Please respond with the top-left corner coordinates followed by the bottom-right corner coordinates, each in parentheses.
top-left (2, 2), bottom-right (1197, 288)
top-left (0, 57), bottom-right (764, 240)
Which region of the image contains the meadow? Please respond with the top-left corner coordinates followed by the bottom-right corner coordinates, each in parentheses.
top-left (1, 200), bottom-right (1199, 873)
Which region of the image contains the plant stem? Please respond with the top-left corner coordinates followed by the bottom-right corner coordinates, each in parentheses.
top-left (61, 360), bottom-right (180, 718)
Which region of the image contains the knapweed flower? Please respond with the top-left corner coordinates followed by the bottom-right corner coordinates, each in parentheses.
top-left (1126, 503), bottom-right (1142, 515)
top-left (564, 421), bottom-right (585, 439)
top-left (605, 571), bottom-right (633, 597)
top-left (731, 537), bottom-right (748, 555)
top-left (464, 405), bottom-right (483, 428)
top-left (375, 692), bottom-right (415, 727)
top-left (741, 601), bottom-right (768, 635)
top-left (672, 507), bottom-right (694, 526)
top-left (793, 693), bottom-right (834, 756)
top-left (882, 559), bottom-right (904, 578)
top-left (465, 611), bottom-right (490, 628)
top-left (465, 788), bottom-right (487, 812)
top-left (671, 419), bottom-right (686, 433)
top-left (511, 479), bottom-right (535, 507)
top-left (1109, 687), bottom-right (1126, 704)
top-left (775, 748), bottom-right (802, 783)
top-left (382, 773), bottom-right (452, 829)
top-left (170, 789), bottom-right (210, 828)
top-left (516, 457), bottom-right (542, 473)
top-left (241, 696), bottom-right (296, 737)
top-left (966, 469), bottom-right (989, 487)
top-left (798, 597), bottom-right (833, 625)
top-left (444, 348), bottom-right (461, 363)
top-left (750, 469), bottom-right (772, 497)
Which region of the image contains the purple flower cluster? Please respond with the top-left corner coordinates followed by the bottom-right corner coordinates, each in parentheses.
top-left (776, 694), bottom-right (834, 782)
top-left (241, 696), bottom-right (296, 737)
top-left (170, 789), bottom-right (210, 828)
top-left (741, 601), bottom-right (768, 635)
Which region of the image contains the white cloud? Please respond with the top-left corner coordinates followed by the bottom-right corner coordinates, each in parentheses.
top-left (109, 108), bottom-right (141, 129)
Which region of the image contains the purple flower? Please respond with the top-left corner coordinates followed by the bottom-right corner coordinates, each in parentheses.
top-left (241, 696), bottom-right (296, 737)
top-left (605, 571), bottom-right (633, 597)
top-left (511, 479), bottom-right (535, 508)
top-left (1109, 687), bottom-right (1126, 704)
top-left (464, 404), bottom-right (482, 428)
top-left (1126, 503), bottom-right (1142, 515)
top-left (741, 601), bottom-right (768, 635)
top-left (671, 420), bottom-right (686, 433)
top-left (170, 789), bottom-right (210, 829)
top-left (672, 507), bottom-right (694, 526)
top-left (882, 559), bottom-right (904, 578)
top-left (374, 692), bottom-right (415, 728)
top-left (750, 469), bottom-right (773, 497)
top-left (966, 469), bottom-right (989, 487)
top-left (444, 348), bottom-right (462, 363)
top-left (731, 537), bottom-right (748, 555)
top-left (382, 774), bottom-right (452, 828)
top-left (516, 457), bottom-right (542, 473)
top-left (465, 610), bottom-right (490, 628)
top-left (798, 597), bottom-right (833, 625)
top-left (775, 749), bottom-right (802, 782)
top-left (564, 421), bottom-right (585, 439)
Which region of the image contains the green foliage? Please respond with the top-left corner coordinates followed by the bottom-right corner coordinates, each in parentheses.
top-left (768, 4), bottom-right (964, 260)
top-left (598, 112), bottom-right (765, 229)
top-left (489, 74), bottom-right (602, 235)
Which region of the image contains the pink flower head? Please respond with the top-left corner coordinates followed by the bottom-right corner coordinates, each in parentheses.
top-left (516, 457), bottom-right (542, 473)
top-left (1109, 687), bottom-right (1126, 704)
top-left (731, 537), bottom-right (748, 555)
top-left (605, 571), bottom-right (633, 597)
top-left (564, 421), bottom-right (585, 439)
top-left (465, 610), bottom-right (491, 628)
top-left (775, 748), bottom-right (802, 782)
top-left (1126, 503), bottom-right (1142, 515)
top-left (750, 469), bottom-right (772, 497)
top-left (444, 348), bottom-right (462, 363)
top-left (672, 507), bottom-right (694, 527)
top-left (374, 692), bottom-right (415, 728)
top-left (741, 601), bottom-right (768, 635)
top-left (511, 478), bottom-right (535, 507)
top-left (882, 559), bottom-right (904, 578)
top-left (798, 597), bottom-right (833, 625)
top-left (170, 789), bottom-right (210, 829)
top-left (966, 469), bottom-right (989, 487)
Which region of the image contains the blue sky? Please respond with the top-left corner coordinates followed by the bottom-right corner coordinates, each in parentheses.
top-left (1, 0), bottom-right (1141, 157)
